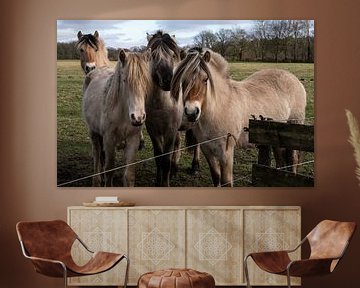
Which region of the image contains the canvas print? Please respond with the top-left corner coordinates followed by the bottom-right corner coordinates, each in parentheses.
top-left (57, 20), bottom-right (314, 187)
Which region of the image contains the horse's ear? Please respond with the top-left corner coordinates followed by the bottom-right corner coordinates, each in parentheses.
top-left (119, 49), bottom-right (127, 64)
top-left (180, 49), bottom-right (187, 60)
top-left (146, 32), bottom-right (152, 42)
top-left (203, 50), bottom-right (211, 63)
top-left (94, 31), bottom-right (99, 38)
top-left (77, 31), bottom-right (82, 40)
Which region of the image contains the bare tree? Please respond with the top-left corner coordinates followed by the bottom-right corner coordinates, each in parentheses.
top-left (230, 27), bottom-right (248, 61)
top-left (215, 28), bottom-right (233, 56)
top-left (193, 30), bottom-right (217, 49)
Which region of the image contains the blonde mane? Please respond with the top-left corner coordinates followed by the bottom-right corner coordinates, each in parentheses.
top-left (171, 48), bottom-right (216, 101)
top-left (106, 51), bottom-right (151, 107)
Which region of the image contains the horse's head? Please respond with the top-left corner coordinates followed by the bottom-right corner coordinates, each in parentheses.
top-left (76, 31), bottom-right (100, 74)
top-left (147, 31), bottom-right (180, 91)
top-left (171, 48), bottom-right (214, 123)
top-left (118, 49), bottom-right (152, 126)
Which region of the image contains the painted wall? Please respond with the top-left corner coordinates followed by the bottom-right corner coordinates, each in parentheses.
top-left (1, 0), bottom-right (360, 287)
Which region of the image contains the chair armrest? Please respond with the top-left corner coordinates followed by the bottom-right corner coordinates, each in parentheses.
top-left (76, 236), bottom-right (94, 253)
top-left (287, 258), bottom-right (335, 277)
top-left (19, 240), bottom-right (67, 277)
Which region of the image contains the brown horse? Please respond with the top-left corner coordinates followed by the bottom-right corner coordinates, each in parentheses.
top-left (76, 31), bottom-right (110, 74)
top-left (83, 49), bottom-right (151, 186)
top-left (145, 31), bottom-right (183, 186)
top-left (171, 48), bottom-right (306, 186)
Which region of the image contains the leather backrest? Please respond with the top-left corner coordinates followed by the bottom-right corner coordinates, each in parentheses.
top-left (307, 220), bottom-right (356, 260)
top-left (16, 220), bottom-right (77, 261)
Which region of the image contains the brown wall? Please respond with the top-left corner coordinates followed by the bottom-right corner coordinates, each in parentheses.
top-left (1, 0), bottom-right (360, 287)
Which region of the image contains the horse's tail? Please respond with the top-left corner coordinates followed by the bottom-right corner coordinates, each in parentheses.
top-left (185, 129), bottom-right (197, 153)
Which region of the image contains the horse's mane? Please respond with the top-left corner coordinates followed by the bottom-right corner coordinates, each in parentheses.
top-left (147, 30), bottom-right (180, 61)
top-left (107, 52), bottom-right (151, 107)
top-left (125, 52), bottom-right (152, 97)
top-left (171, 47), bottom-right (219, 101)
top-left (76, 33), bottom-right (101, 51)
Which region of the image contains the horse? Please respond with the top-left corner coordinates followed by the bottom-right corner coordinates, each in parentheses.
top-left (82, 49), bottom-right (151, 187)
top-left (76, 30), bottom-right (110, 74)
top-left (145, 31), bottom-right (184, 186)
top-left (171, 48), bottom-right (307, 187)
top-left (76, 31), bottom-right (145, 151)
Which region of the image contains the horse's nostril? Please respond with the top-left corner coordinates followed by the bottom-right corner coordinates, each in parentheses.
top-left (142, 114), bottom-right (146, 120)
top-left (195, 107), bottom-right (200, 116)
top-left (131, 113), bottom-right (136, 120)
top-left (184, 107), bottom-right (188, 115)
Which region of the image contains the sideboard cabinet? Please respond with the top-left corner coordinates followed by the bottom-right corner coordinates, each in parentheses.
top-left (67, 206), bottom-right (300, 286)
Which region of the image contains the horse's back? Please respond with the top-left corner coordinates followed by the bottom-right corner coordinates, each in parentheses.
top-left (241, 69), bottom-right (306, 122)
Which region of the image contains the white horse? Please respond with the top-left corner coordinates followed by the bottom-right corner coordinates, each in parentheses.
top-left (171, 48), bottom-right (307, 187)
top-left (83, 49), bottom-right (151, 186)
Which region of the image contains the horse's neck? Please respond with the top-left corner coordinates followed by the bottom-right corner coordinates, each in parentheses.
top-left (96, 47), bottom-right (111, 67)
top-left (148, 86), bottom-right (174, 109)
top-left (105, 66), bottom-right (127, 116)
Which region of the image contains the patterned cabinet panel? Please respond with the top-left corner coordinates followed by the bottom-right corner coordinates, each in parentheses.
top-left (186, 209), bottom-right (243, 285)
top-left (67, 206), bottom-right (300, 286)
top-left (67, 208), bottom-right (127, 286)
top-left (243, 208), bottom-right (301, 286)
top-left (128, 209), bottom-right (186, 284)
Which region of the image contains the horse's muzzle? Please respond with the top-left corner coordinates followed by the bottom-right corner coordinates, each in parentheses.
top-left (184, 106), bottom-right (200, 122)
top-left (131, 113), bottom-right (146, 126)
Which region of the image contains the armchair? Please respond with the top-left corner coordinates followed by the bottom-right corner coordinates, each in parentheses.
top-left (244, 220), bottom-right (356, 288)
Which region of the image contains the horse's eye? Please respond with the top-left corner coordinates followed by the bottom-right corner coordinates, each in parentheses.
top-left (203, 77), bottom-right (208, 84)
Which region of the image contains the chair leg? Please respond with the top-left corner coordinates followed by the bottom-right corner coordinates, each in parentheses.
top-left (62, 264), bottom-right (68, 288)
top-left (286, 269), bottom-right (292, 288)
top-left (123, 255), bottom-right (130, 288)
top-left (244, 255), bottom-right (252, 288)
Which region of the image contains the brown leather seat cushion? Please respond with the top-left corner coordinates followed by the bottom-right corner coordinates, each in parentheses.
top-left (138, 269), bottom-right (215, 288)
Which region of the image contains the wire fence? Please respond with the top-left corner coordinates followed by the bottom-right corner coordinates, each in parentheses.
top-left (58, 117), bottom-right (315, 187)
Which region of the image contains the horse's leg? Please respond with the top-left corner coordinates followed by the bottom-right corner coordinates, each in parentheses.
top-left (161, 136), bottom-right (177, 187)
top-left (201, 144), bottom-right (221, 186)
top-left (90, 132), bottom-right (102, 187)
top-left (149, 134), bottom-right (163, 186)
top-left (123, 135), bottom-right (140, 187)
top-left (220, 146), bottom-right (234, 187)
top-left (192, 145), bottom-right (201, 173)
top-left (273, 147), bottom-right (286, 168)
top-left (185, 129), bottom-right (200, 174)
top-left (171, 132), bottom-right (181, 178)
top-left (138, 131), bottom-right (145, 151)
top-left (103, 134), bottom-right (116, 187)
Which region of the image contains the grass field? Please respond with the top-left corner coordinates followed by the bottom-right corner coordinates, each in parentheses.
top-left (57, 60), bottom-right (314, 187)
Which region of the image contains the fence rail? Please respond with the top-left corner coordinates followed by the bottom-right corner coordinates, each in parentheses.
top-left (248, 119), bottom-right (314, 187)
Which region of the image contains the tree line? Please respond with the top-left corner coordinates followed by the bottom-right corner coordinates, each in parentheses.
top-left (57, 20), bottom-right (314, 63)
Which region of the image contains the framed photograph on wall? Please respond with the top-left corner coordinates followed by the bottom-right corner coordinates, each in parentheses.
top-left (57, 20), bottom-right (314, 187)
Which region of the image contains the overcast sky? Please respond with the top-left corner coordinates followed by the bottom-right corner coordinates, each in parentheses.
top-left (57, 20), bottom-right (257, 48)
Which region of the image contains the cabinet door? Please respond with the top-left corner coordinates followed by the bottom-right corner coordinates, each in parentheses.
top-left (186, 209), bottom-right (243, 285)
top-left (128, 209), bottom-right (186, 284)
top-left (68, 208), bottom-right (127, 286)
top-left (243, 208), bottom-right (301, 286)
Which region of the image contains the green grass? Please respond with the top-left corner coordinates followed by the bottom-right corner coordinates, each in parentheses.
top-left (57, 60), bottom-right (314, 187)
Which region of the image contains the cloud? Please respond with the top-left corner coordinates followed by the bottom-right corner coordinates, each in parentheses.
top-left (57, 20), bottom-right (313, 48)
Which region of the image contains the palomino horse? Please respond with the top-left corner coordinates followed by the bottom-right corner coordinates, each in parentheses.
top-left (145, 31), bottom-right (183, 186)
top-left (83, 49), bottom-right (151, 186)
top-left (76, 31), bottom-right (110, 74)
top-left (171, 48), bottom-right (307, 187)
